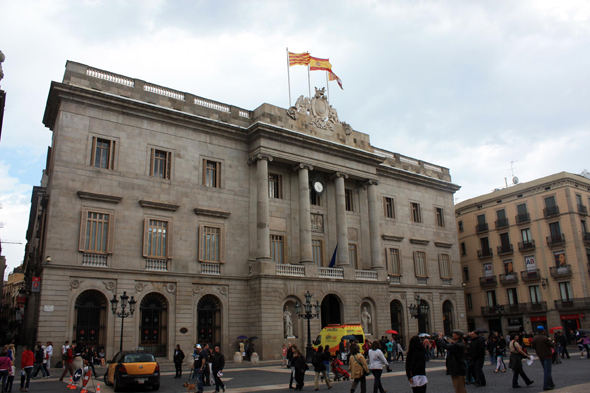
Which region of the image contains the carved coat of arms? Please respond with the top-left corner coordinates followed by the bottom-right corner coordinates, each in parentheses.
top-left (287, 87), bottom-right (353, 135)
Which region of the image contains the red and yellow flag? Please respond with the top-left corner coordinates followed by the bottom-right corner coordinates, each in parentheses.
top-left (309, 56), bottom-right (332, 71)
top-left (289, 52), bottom-right (311, 67)
top-left (329, 71), bottom-right (343, 90)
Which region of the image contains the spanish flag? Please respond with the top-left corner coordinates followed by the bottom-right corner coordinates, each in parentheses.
top-left (289, 52), bottom-right (311, 67)
top-left (329, 71), bottom-right (343, 90)
top-left (310, 57), bottom-right (332, 71)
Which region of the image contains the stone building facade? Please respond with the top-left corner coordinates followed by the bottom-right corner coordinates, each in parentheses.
top-left (24, 61), bottom-right (464, 361)
top-left (456, 172), bottom-right (590, 334)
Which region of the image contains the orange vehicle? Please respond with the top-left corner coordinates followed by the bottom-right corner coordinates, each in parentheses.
top-left (104, 351), bottom-right (160, 391)
top-left (312, 324), bottom-right (366, 356)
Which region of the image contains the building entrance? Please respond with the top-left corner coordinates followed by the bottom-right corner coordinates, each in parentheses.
top-left (321, 294), bottom-right (341, 327)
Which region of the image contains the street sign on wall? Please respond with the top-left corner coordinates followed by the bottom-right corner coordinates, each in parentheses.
top-left (31, 277), bottom-right (41, 292)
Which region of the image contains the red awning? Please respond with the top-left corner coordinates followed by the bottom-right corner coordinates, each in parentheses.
top-left (560, 314), bottom-right (580, 320)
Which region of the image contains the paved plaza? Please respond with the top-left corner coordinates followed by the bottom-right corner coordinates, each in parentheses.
top-left (20, 353), bottom-right (590, 393)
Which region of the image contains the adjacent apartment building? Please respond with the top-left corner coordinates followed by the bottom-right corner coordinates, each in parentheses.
top-left (456, 172), bottom-right (590, 334)
top-left (22, 61), bottom-right (464, 360)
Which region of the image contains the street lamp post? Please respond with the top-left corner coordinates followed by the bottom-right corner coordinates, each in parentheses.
top-left (110, 291), bottom-right (137, 352)
top-left (295, 291), bottom-right (321, 363)
top-left (408, 295), bottom-right (430, 331)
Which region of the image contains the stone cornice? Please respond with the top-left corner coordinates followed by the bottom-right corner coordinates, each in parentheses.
top-left (409, 238), bottom-right (430, 245)
top-left (139, 199), bottom-right (180, 211)
top-left (377, 165), bottom-right (461, 194)
top-left (77, 191), bottom-right (123, 204)
top-left (382, 235), bottom-right (404, 242)
top-left (434, 241), bottom-right (454, 249)
top-left (194, 207), bottom-right (231, 219)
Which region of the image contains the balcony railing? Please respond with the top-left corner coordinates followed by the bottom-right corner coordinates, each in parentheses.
top-left (579, 204), bottom-right (588, 215)
top-left (550, 264), bottom-right (572, 278)
top-left (276, 264), bottom-right (305, 277)
top-left (515, 212), bottom-right (530, 224)
top-left (356, 270), bottom-right (378, 281)
top-left (82, 253), bottom-right (108, 267)
top-left (520, 269), bottom-right (541, 282)
top-left (318, 267), bottom-right (344, 279)
top-left (522, 301), bottom-right (547, 313)
top-left (145, 259), bottom-right (168, 271)
top-left (476, 223), bottom-right (489, 233)
top-left (479, 276), bottom-right (498, 287)
top-left (583, 233), bottom-right (590, 246)
top-left (554, 297), bottom-right (590, 310)
top-left (481, 305), bottom-right (504, 316)
top-left (504, 304), bottom-right (524, 314)
top-left (546, 233), bottom-right (565, 247)
top-left (477, 248), bottom-right (493, 259)
top-left (495, 218), bottom-right (509, 229)
top-left (543, 205), bottom-right (560, 218)
top-left (497, 244), bottom-right (514, 255)
top-left (518, 240), bottom-right (536, 252)
top-left (201, 262), bottom-right (221, 275)
top-left (499, 273), bottom-right (519, 285)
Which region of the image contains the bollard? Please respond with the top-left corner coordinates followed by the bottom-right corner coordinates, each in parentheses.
top-left (234, 351), bottom-right (243, 363)
top-left (250, 352), bottom-right (260, 366)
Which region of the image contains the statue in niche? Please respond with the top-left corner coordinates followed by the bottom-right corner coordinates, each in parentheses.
top-left (284, 307), bottom-right (294, 337)
top-left (361, 306), bottom-right (372, 334)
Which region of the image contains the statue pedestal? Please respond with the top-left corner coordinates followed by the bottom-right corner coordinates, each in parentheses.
top-left (250, 352), bottom-right (260, 365)
top-left (286, 335), bottom-right (296, 339)
top-left (233, 352), bottom-right (242, 363)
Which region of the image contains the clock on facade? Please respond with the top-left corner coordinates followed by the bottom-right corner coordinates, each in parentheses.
top-left (312, 179), bottom-right (325, 195)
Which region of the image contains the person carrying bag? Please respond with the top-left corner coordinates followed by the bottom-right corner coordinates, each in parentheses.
top-left (349, 344), bottom-right (369, 393)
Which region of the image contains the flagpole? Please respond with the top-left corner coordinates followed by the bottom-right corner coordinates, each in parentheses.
top-left (286, 48), bottom-right (292, 107)
top-left (307, 50), bottom-right (311, 99)
top-left (326, 71), bottom-right (330, 102)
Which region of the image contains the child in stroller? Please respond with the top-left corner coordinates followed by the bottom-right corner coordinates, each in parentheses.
top-left (331, 352), bottom-right (350, 381)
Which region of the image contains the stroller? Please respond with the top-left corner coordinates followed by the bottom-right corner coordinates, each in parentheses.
top-left (330, 357), bottom-right (350, 381)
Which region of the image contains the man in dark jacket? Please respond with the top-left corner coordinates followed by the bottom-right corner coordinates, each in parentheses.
top-left (211, 346), bottom-right (225, 393)
top-left (438, 331), bottom-right (467, 393)
top-left (468, 331), bottom-right (487, 387)
top-left (173, 344), bottom-right (185, 378)
top-left (531, 326), bottom-right (555, 391)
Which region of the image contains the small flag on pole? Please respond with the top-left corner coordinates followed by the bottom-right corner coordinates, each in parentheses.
top-left (329, 71), bottom-right (343, 90)
top-left (309, 56), bottom-right (332, 71)
top-left (289, 52), bottom-right (311, 67)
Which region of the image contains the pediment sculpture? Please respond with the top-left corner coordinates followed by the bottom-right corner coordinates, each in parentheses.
top-left (287, 87), bottom-right (353, 135)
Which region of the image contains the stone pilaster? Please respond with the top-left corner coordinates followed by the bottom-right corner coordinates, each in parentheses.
top-left (253, 154), bottom-right (273, 262)
top-left (295, 163), bottom-right (314, 264)
top-left (332, 172), bottom-right (350, 267)
top-left (366, 180), bottom-right (383, 269)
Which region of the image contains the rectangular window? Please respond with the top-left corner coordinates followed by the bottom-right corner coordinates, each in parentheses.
top-left (270, 234), bottom-right (285, 264)
top-left (150, 149), bottom-right (171, 179)
top-left (269, 173), bottom-right (282, 199)
top-left (559, 282), bottom-right (574, 301)
top-left (387, 248), bottom-right (401, 276)
top-left (203, 159), bottom-right (221, 188)
top-left (529, 285), bottom-right (542, 303)
top-left (348, 243), bottom-right (358, 268)
top-left (517, 204), bottom-right (528, 215)
top-left (545, 196), bottom-right (556, 208)
top-left (466, 294), bottom-right (473, 310)
top-left (549, 221), bottom-right (561, 237)
top-left (310, 189), bottom-right (321, 206)
top-left (79, 211), bottom-right (113, 253)
top-left (345, 189), bottom-right (354, 212)
top-left (487, 290), bottom-right (497, 307)
top-left (436, 207), bottom-right (445, 227)
top-left (497, 209), bottom-right (506, 221)
top-left (463, 266), bottom-right (470, 282)
top-left (91, 137), bottom-right (115, 169)
top-left (480, 237), bottom-right (490, 250)
top-left (199, 225), bottom-right (223, 263)
top-left (414, 251), bottom-right (427, 277)
top-left (145, 219), bottom-right (168, 259)
top-left (384, 197), bottom-right (395, 218)
top-left (500, 232), bottom-right (510, 248)
top-left (458, 220), bottom-right (464, 232)
top-left (477, 214), bottom-right (486, 225)
top-left (411, 202), bottom-right (422, 223)
top-left (461, 242), bottom-right (466, 256)
top-left (507, 288), bottom-right (519, 306)
top-left (439, 254), bottom-right (451, 279)
top-left (521, 228), bottom-right (532, 242)
top-left (312, 239), bottom-right (324, 266)
top-left (582, 220), bottom-right (587, 236)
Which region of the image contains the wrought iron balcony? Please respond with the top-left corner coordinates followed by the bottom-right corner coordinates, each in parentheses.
top-left (520, 269), bottom-right (541, 282)
top-left (515, 212), bottom-right (530, 224)
top-left (554, 297), bottom-right (590, 310)
top-left (504, 304), bottom-right (524, 314)
top-left (518, 240), bottom-right (536, 252)
top-left (546, 233), bottom-right (565, 247)
top-left (481, 305), bottom-right (504, 316)
top-left (583, 233), bottom-right (590, 246)
top-left (495, 218), bottom-right (509, 229)
top-left (499, 273), bottom-right (519, 285)
top-left (543, 205), bottom-right (560, 218)
top-left (479, 276), bottom-right (498, 287)
top-left (477, 248), bottom-right (493, 259)
top-left (579, 204), bottom-right (588, 215)
top-left (522, 301), bottom-right (547, 313)
top-left (497, 244), bottom-right (514, 256)
top-left (550, 264), bottom-right (572, 278)
top-left (476, 223), bottom-right (489, 234)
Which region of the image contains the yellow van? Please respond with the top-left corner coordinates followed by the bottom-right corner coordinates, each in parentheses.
top-left (313, 324), bottom-right (366, 356)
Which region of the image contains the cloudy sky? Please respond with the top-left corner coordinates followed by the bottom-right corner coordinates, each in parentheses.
top-left (1, 0), bottom-right (589, 277)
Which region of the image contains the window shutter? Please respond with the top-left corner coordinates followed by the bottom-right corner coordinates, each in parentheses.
top-left (166, 151), bottom-right (171, 179)
top-left (107, 213), bottom-right (116, 254)
top-left (202, 159), bottom-right (207, 185)
top-left (142, 218), bottom-right (150, 257)
top-left (216, 161), bottom-right (221, 188)
top-left (109, 140), bottom-right (116, 170)
top-left (167, 221), bottom-right (174, 259)
top-left (79, 210), bottom-right (88, 251)
top-left (149, 149), bottom-right (155, 176)
top-left (198, 224), bottom-right (204, 262)
top-left (219, 226), bottom-right (226, 263)
top-left (90, 137), bottom-right (97, 166)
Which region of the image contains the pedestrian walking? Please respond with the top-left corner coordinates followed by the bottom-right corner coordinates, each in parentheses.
top-left (6, 365), bottom-right (15, 393)
top-left (45, 342), bottom-right (53, 370)
top-left (211, 346), bottom-right (226, 393)
top-left (494, 336), bottom-right (506, 373)
top-left (191, 344), bottom-right (205, 393)
top-left (576, 332), bottom-right (590, 359)
top-left (292, 348), bottom-right (308, 391)
top-left (202, 344), bottom-right (212, 386)
top-left (556, 332), bottom-right (569, 359)
top-left (349, 344), bottom-right (369, 393)
top-left (437, 331), bottom-right (467, 393)
top-left (508, 332), bottom-right (534, 388)
top-left (312, 346), bottom-right (332, 391)
top-left (288, 344), bottom-right (296, 389)
top-left (396, 341), bottom-right (405, 362)
top-left (532, 326), bottom-right (555, 391)
top-left (385, 339), bottom-right (394, 362)
top-left (0, 349), bottom-right (12, 393)
top-left (173, 344), bottom-right (185, 378)
top-left (20, 345), bottom-right (34, 392)
top-left (32, 343), bottom-right (47, 378)
top-left (468, 331), bottom-right (486, 387)
top-left (84, 346), bottom-right (97, 378)
top-left (282, 344), bottom-right (288, 368)
top-left (406, 336), bottom-right (428, 393)
top-left (59, 341), bottom-right (75, 381)
top-left (368, 340), bottom-right (389, 393)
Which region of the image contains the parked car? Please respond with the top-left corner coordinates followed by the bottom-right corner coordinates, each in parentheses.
top-left (104, 351), bottom-right (160, 391)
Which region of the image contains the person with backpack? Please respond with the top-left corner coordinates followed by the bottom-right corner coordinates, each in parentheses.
top-left (32, 343), bottom-right (47, 378)
top-left (349, 344), bottom-right (369, 393)
top-left (292, 348), bottom-right (308, 391)
top-left (312, 346), bottom-right (332, 391)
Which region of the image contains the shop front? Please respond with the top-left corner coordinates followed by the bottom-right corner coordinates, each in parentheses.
top-left (530, 316), bottom-right (547, 333)
top-left (560, 314), bottom-right (581, 332)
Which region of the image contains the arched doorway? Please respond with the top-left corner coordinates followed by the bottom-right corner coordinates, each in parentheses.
top-left (74, 290), bottom-right (107, 348)
top-left (443, 301), bottom-right (454, 336)
top-left (390, 300), bottom-right (404, 343)
top-left (321, 294), bottom-right (341, 328)
top-left (197, 295), bottom-right (221, 346)
top-left (139, 293), bottom-right (168, 357)
top-left (418, 300), bottom-right (430, 334)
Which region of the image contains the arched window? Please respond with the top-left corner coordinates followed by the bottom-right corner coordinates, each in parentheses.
top-left (74, 290), bottom-right (107, 348)
top-left (443, 301), bottom-right (454, 336)
top-left (390, 300), bottom-right (404, 342)
top-left (140, 293), bottom-right (168, 357)
top-left (320, 294), bottom-right (342, 328)
top-left (197, 295), bottom-right (221, 346)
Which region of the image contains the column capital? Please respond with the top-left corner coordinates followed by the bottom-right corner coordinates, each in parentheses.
top-left (247, 154), bottom-right (274, 166)
top-left (360, 179), bottom-right (379, 190)
top-left (330, 171), bottom-right (349, 180)
top-left (292, 163), bottom-right (314, 172)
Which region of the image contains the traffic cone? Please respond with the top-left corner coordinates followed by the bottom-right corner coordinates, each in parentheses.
top-left (96, 383), bottom-right (101, 393)
top-left (66, 376), bottom-right (73, 388)
top-left (80, 388), bottom-right (87, 393)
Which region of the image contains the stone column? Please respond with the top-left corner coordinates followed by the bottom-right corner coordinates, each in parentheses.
top-left (332, 172), bottom-right (350, 267)
top-left (254, 154), bottom-right (272, 262)
top-left (366, 180), bottom-right (383, 269)
top-left (295, 163), bottom-right (314, 264)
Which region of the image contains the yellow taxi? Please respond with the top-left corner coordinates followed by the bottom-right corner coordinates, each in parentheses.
top-left (104, 351), bottom-right (160, 391)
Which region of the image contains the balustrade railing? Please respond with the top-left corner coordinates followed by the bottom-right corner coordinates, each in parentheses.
top-left (86, 68), bottom-right (135, 87)
top-left (355, 270), bottom-right (378, 281)
top-left (144, 83), bottom-right (185, 100)
top-left (82, 253), bottom-right (108, 267)
top-left (276, 264), bottom-right (305, 277)
top-left (318, 267), bottom-right (344, 279)
top-left (201, 262), bottom-right (221, 275)
top-left (145, 259), bottom-right (168, 271)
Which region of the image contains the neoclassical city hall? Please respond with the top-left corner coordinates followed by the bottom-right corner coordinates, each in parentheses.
top-left (22, 61), bottom-right (465, 360)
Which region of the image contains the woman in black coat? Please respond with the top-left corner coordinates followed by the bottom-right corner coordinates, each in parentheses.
top-left (293, 348), bottom-right (308, 391)
top-left (406, 336), bottom-right (427, 393)
top-left (173, 344), bottom-right (185, 378)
